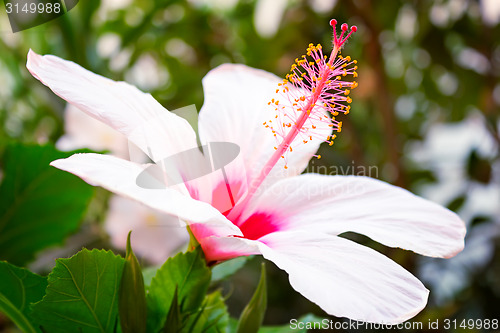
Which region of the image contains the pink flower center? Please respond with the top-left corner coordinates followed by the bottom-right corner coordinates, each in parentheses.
top-left (237, 212), bottom-right (281, 240)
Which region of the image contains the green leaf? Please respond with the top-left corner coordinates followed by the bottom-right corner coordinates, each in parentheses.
top-left (0, 261), bottom-right (47, 333)
top-left (164, 286), bottom-right (182, 333)
top-left (184, 290), bottom-right (229, 333)
top-left (0, 144), bottom-right (94, 266)
top-left (147, 248), bottom-right (211, 331)
top-left (211, 256), bottom-right (251, 282)
top-left (236, 263), bottom-right (267, 333)
top-left (119, 232), bottom-right (147, 333)
top-left (30, 249), bottom-right (126, 333)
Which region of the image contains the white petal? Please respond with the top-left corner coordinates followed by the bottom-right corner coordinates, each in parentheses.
top-left (50, 153), bottom-right (242, 237)
top-left (198, 64), bottom-right (326, 192)
top-left (247, 174), bottom-right (465, 258)
top-left (105, 196), bottom-right (189, 264)
top-left (258, 231), bottom-right (429, 324)
top-left (27, 50), bottom-right (197, 161)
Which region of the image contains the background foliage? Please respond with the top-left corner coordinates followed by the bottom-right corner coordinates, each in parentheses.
top-left (0, 0), bottom-right (499, 332)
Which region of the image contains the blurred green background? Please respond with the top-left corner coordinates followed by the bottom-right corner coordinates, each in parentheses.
top-left (0, 0), bottom-right (499, 332)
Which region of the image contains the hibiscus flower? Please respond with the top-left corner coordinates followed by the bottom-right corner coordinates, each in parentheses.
top-left (26, 20), bottom-right (465, 324)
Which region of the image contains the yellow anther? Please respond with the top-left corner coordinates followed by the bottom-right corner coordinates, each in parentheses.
top-left (284, 165), bottom-right (288, 169)
top-left (317, 155), bottom-right (321, 159)
top-left (353, 60), bottom-right (357, 64)
top-left (353, 72), bottom-right (358, 78)
top-left (329, 141), bottom-right (334, 146)
top-left (344, 90), bottom-right (350, 95)
top-left (345, 56), bottom-right (351, 61)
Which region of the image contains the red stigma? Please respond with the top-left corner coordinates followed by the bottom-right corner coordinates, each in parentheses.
top-left (330, 18), bottom-right (357, 48)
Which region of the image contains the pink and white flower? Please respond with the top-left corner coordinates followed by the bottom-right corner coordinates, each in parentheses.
top-left (27, 20), bottom-right (465, 324)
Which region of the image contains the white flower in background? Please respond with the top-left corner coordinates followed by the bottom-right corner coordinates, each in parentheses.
top-left (56, 105), bottom-right (188, 264)
top-left (409, 112), bottom-right (500, 304)
top-left (105, 196), bottom-right (188, 264)
top-left (57, 104), bottom-right (130, 158)
top-left (27, 20), bottom-right (465, 324)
